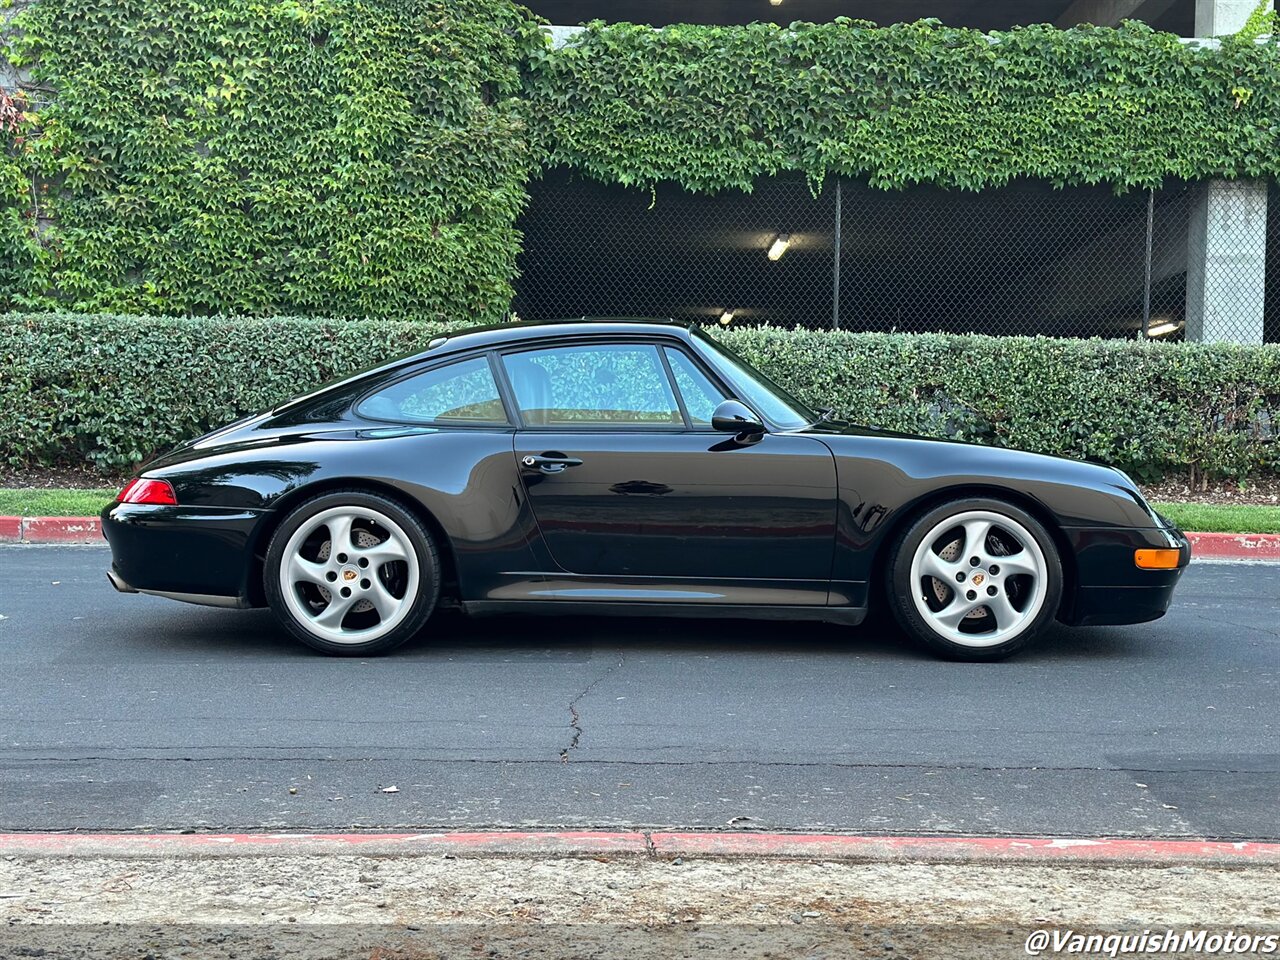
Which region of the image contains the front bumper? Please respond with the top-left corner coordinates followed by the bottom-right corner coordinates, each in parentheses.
top-left (102, 501), bottom-right (267, 607)
top-left (1058, 519), bottom-right (1191, 627)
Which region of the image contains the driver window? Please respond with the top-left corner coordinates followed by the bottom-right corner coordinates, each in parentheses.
top-left (502, 344), bottom-right (682, 427)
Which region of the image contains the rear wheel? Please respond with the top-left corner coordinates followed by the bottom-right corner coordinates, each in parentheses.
top-left (888, 498), bottom-right (1062, 661)
top-left (264, 490), bottom-right (439, 655)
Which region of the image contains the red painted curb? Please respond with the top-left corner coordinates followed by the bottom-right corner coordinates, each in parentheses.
top-left (0, 516), bottom-right (103, 543)
top-left (649, 832), bottom-right (1280, 863)
top-left (0, 831), bottom-right (1277, 864)
top-left (1186, 531), bottom-right (1280, 561)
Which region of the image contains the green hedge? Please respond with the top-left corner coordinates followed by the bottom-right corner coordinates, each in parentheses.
top-left (3, 312), bottom-right (1279, 480)
top-left (0, 313), bottom-right (449, 468)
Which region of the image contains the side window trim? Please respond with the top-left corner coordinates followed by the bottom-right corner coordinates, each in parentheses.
top-left (354, 353), bottom-right (512, 427)
top-left (497, 339), bottom-right (689, 432)
top-left (486, 349), bottom-right (522, 428)
top-left (655, 347), bottom-right (692, 429)
top-left (660, 344), bottom-right (739, 431)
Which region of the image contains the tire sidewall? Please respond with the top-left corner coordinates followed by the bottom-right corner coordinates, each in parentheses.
top-left (264, 490), bottom-right (439, 655)
top-left (890, 497), bottom-right (1063, 661)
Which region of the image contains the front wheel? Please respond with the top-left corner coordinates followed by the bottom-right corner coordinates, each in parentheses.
top-left (264, 490), bottom-right (440, 655)
top-left (888, 498), bottom-right (1063, 661)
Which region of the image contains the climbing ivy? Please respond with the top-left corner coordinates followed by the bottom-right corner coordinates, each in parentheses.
top-left (524, 17), bottom-right (1280, 193)
top-left (0, 0), bottom-right (544, 318)
top-left (2, 5), bottom-right (1280, 313)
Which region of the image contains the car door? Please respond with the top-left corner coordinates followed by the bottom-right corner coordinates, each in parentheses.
top-left (500, 339), bottom-right (837, 598)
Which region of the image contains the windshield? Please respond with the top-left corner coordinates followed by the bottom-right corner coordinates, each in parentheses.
top-left (691, 329), bottom-right (817, 430)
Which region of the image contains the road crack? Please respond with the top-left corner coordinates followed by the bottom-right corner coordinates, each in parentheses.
top-left (559, 653), bottom-right (626, 762)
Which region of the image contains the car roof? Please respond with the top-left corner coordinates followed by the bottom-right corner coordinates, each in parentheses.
top-left (272, 318), bottom-right (697, 417)
top-left (412, 317), bottom-right (693, 362)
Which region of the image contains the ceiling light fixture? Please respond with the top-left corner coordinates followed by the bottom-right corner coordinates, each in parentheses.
top-left (719, 310), bottom-right (735, 326)
top-left (1147, 320), bottom-right (1183, 338)
top-left (766, 233), bottom-right (791, 261)
top-left (769, 0), bottom-right (783, 6)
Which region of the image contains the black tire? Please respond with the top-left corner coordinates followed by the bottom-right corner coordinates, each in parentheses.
top-left (263, 489), bottom-right (440, 656)
top-left (887, 497), bottom-right (1063, 662)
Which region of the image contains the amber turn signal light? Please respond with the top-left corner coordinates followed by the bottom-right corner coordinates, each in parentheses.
top-left (1134, 548), bottom-right (1181, 570)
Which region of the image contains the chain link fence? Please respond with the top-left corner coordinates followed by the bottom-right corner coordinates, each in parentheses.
top-left (514, 169), bottom-right (1279, 343)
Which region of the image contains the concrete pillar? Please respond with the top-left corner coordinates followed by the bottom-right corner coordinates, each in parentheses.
top-left (1184, 0), bottom-right (1272, 343)
top-left (1195, 0), bottom-right (1265, 33)
top-left (1185, 181), bottom-right (1269, 343)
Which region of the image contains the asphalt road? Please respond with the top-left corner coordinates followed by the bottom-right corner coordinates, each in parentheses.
top-left (1, 546), bottom-right (1277, 838)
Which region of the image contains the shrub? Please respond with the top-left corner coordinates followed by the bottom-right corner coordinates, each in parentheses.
top-left (2, 312), bottom-right (1279, 480)
top-left (0, 313), bottom-right (450, 469)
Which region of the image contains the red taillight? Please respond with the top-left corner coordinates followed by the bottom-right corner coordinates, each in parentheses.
top-left (117, 478), bottom-right (177, 505)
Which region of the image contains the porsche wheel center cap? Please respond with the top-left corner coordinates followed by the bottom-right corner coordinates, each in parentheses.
top-left (971, 572), bottom-right (986, 586)
top-left (341, 568), bottom-right (359, 583)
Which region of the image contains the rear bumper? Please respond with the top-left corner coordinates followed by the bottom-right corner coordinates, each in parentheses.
top-left (1058, 520), bottom-right (1191, 627)
top-left (106, 562), bottom-right (251, 608)
top-left (102, 502), bottom-right (266, 606)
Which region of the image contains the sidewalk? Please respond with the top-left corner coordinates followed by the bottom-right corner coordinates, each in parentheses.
top-left (2, 831), bottom-right (1277, 960)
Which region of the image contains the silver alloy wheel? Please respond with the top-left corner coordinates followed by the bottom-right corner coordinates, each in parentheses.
top-left (908, 509), bottom-right (1048, 649)
top-left (278, 505), bottom-right (419, 645)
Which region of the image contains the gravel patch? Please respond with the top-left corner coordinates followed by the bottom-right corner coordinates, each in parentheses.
top-left (1, 853), bottom-right (1277, 958)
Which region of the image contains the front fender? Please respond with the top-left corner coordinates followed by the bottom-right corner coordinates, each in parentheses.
top-left (819, 433), bottom-right (1159, 585)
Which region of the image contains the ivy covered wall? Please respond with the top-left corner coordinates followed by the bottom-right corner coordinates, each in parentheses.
top-left (525, 18), bottom-right (1280, 193)
top-left (1, 2), bottom-right (1278, 316)
top-left (0, 0), bottom-right (543, 319)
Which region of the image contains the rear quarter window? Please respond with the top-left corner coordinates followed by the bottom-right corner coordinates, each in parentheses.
top-left (357, 357), bottom-right (506, 424)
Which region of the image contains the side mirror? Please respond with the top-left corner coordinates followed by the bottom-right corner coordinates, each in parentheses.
top-left (711, 400), bottom-right (766, 437)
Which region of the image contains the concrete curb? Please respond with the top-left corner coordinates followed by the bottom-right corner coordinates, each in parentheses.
top-left (1, 831), bottom-right (1278, 865)
top-left (6, 518), bottom-right (1280, 557)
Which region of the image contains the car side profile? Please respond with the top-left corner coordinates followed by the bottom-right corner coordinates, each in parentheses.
top-left (102, 319), bottom-right (1190, 661)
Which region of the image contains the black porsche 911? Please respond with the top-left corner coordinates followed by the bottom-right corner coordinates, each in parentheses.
top-left (103, 318), bottom-right (1190, 661)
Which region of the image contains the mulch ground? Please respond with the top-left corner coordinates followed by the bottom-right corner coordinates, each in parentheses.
top-left (0, 465), bottom-right (128, 490)
top-left (1141, 476), bottom-right (1280, 506)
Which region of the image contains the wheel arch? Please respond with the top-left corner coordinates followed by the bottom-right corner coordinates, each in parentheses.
top-left (243, 478), bottom-right (460, 608)
top-left (869, 483), bottom-right (1078, 618)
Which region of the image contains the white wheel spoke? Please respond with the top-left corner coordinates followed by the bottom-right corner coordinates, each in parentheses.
top-left (313, 593), bottom-right (357, 630)
top-left (326, 514), bottom-right (355, 553)
top-left (936, 597), bottom-right (983, 630)
top-left (356, 536), bottom-right (409, 569)
top-left (987, 592), bottom-right (1022, 630)
top-left (920, 551), bottom-right (961, 585)
top-left (366, 579), bottom-right (401, 621)
top-left (994, 553), bottom-right (1038, 578)
top-left (961, 519), bottom-right (992, 560)
top-left (287, 554), bottom-right (329, 589)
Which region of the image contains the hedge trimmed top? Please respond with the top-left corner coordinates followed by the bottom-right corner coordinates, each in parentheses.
top-left (2, 2), bottom-right (1279, 315)
top-left (525, 17), bottom-right (1280, 192)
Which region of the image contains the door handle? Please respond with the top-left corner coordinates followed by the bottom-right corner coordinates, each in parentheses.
top-left (522, 454), bottom-right (584, 474)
